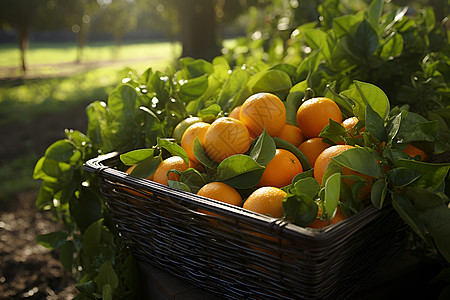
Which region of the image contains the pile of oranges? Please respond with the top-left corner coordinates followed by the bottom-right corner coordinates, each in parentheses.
top-left (126, 92), bottom-right (427, 228)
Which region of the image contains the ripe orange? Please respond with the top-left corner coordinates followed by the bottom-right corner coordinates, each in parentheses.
top-left (308, 206), bottom-right (346, 229)
top-left (258, 149), bottom-right (303, 188)
top-left (313, 145), bottom-right (354, 186)
top-left (296, 97), bottom-right (342, 138)
top-left (243, 187), bottom-right (287, 218)
top-left (403, 144), bottom-right (426, 161)
top-left (152, 156), bottom-right (189, 186)
top-left (298, 137), bottom-right (331, 167)
top-left (203, 117), bottom-right (252, 163)
top-left (240, 93), bottom-right (287, 137)
top-left (181, 122), bottom-right (210, 163)
top-left (276, 123), bottom-right (305, 147)
top-left (196, 182), bottom-right (242, 206)
top-left (314, 145), bottom-right (375, 201)
top-left (228, 105), bottom-right (242, 120)
top-left (341, 116), bottom-right (364, 139)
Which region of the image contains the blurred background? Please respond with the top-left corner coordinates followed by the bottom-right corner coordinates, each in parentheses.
top-left (0, 0), bottom-right (447, 298)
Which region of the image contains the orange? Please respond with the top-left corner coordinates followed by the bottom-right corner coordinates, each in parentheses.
top-left (152, 156), bottom-right (189, 186)
top-left (240, 93), bottom-right (287, 137)
top-left (313, 145), bottom-right (354, 186)
top-left (258, 149), bottom-right (303, 188)
top-left (196, 182), bottom-right (242, 206)
top-left (308, 206), bottom-right (346, 229)
top-left (228, 105), bottom-right (242, 120)
top-left (403, 144), bottom-right (426, 161)
top-left (298, 137), bottom-right (331, 167)
top-left (243, 187), bottom-right (287, 218)
top-left (296, 97), bottom-right (342, 138)
top-left (276, 123), bottom-right (305, 147)
top-left (181, 122), bottom-right (210, 163)
top-left (314, 145), bottom-right (375, 201)
top-left (341, 117), bottom-right (364, 139)
top-left (203, 117), bottom-right (252, 163)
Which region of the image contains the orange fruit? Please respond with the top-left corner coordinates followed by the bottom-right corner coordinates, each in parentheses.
top-left (296, 97), bottom-right (342, 138)
top-left (228, 105), bottom-right (242, 120)
top-left (181, 122), bottom-right (210, 163)
top-left (341, 116), bottom-right (364, 139)
top-left (243, 187), bottom-right (287, 218)
top-left (196, 182), bottom-right (242, 206)
top-left (298, 137), bottom-right (331, 167)
top-left (314, 145), bottom-right (375, 201)
top-left (313, 145), bottom-right (354, 186)
top-left (240, 93), bottom-right (287, 137)
top-left (203, 117), bottom-right (252, 163)
top-left (403, 144), bottom-right (426, 161)
top-left (308, 206), bottom-right (346, 229)
top-left (276, 123), bottom-right (305, 147)
top-left (258, 149), bottom-right (303, 188)
top-left (152, 156), bottom-right (189, 186)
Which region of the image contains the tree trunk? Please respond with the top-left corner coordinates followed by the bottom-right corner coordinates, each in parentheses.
top-left (18, 26), bottom-right (29, 72)
top-left (176, 0), bottom-right (221, 61)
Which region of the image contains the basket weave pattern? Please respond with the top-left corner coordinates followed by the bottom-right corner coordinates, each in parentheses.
top-left (85, 152), bottom-right (409, 300)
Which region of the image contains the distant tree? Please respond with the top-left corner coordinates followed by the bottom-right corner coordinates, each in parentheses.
top-left (0, 0), bottom-right (52, 71)
top-left (95, 0), bottom-right (138, 51)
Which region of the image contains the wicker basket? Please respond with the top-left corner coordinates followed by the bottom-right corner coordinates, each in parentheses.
top-left (84, 152), bottom-right (409, 300)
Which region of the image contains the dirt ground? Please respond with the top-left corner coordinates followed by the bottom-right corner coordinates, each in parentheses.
top-left (0, 101), bottom-right (89, 299)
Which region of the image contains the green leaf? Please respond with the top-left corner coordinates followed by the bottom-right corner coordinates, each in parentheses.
top-left (60, 241), bottom-right (74, 272)
top-left (352, 19), bottom-right (380, 59)
top-left (179, 168), bottom-right (208, 194)
top-left (249, 129), bottom-right (276, 166)
top-left (394, 160), bottom-right (450, 190)
top-left (86, 101), bottom-right (109, 147)
top-left (365, 104), bottom-right (387, 142)
top-left (130, 155), bottom-right (161, 179)
top-left (35, 182), bottom-right (55, 209)
top-left (324, 173), bottom-right (341, 218)
top-left (354, 81), bottom-right (390, 120)
top-left (421, 205), bottom-right (450, 263)
top-left (102, 284), bottom-right (113, 300)
top-left (179, 74), bottom-right (209, 102)
top-left (367, 0), bottom-right (383, 33)
top-left (69, 188), bottom-right (102, 234)
top-left (76, 281), bottom-right (98, 297)
top-left (108, 84), bottom-right (137, 118)
top-left (388, 111), bottom-right (438, 144)
top-left (380, 32), bottom-right (403, 59)
top-left (240, 69), bottom-right (292, 102)
top-left (387, 167), bottom-right (422, 187)
top-left (168, 180), bottom-right (191, 192)
top-left (218, 68), bottom-right (249, 111)
top-left (392, 193), bottom-right (426, 241)
top-left (198, 104), bottom-right (221, 120)
top-left (293, 177), bottom-right (320, 199)
top-left (285, 91), bottom-right (304, 126)
top-left (371, 178), bottom-right (388, 209)
top-left (179, 58), bottom-right (214, 78)
top-left (403, 186), bottom-right (447, 210)
top-left (45, 140), bottom-right (77, 163)
top-left (217, 155), bottom-right (264, 181)
top-left (83, 219), bottom-right (103, 250)
top-left (283, 194), bottom-right (318, 227)
top-left (332, 147), bottom-right (381, 178)
top-left (157, 138), bottom-right (189, 165)
top-left (193, 138), bottom-right (218, 169)
top-left (319, 119), bottom-right (346, 144)
top-left (120, 149), bottom-right (155, 166)
top-left (36, 231), bottom-right (68, 249)
top-left (96, 261), bottom-right (119, 291)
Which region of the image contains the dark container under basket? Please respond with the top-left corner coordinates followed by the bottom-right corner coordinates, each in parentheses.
top-left (84, 152), bottom-right (409, 300)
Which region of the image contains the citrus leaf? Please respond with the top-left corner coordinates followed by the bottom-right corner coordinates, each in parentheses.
top-left (36, 231), bottom-right (68, 249)
top-left (293, 177), bottom-right (320, 199)
top-left (283, 194), bottom-right (318, 227)
top-left (249, 129), bottom-right (276, 166)
top-left (60, 241), bottom-right (74, 272)
top-left (323, 173), bottom-right (341, 219)
top-left (120, 149), bottom-right (155, 166)
top-left (387, 167), bottom-right (422, 187)
top-left (392, 193), bottom-right (426, 241)
top-left (96, 261), bottom-right (119, 291)
top-left (371, 178), bottom-right (388, 209)
top-left (157, 137), bottom-right (189, 165)
top-left (332, 147), bottom-right (381, 178)
top-left (193, 138), bottom-right (218, 169)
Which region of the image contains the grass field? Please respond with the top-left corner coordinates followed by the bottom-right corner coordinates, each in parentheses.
top-left (0, 40), bottom-right (183, 202)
